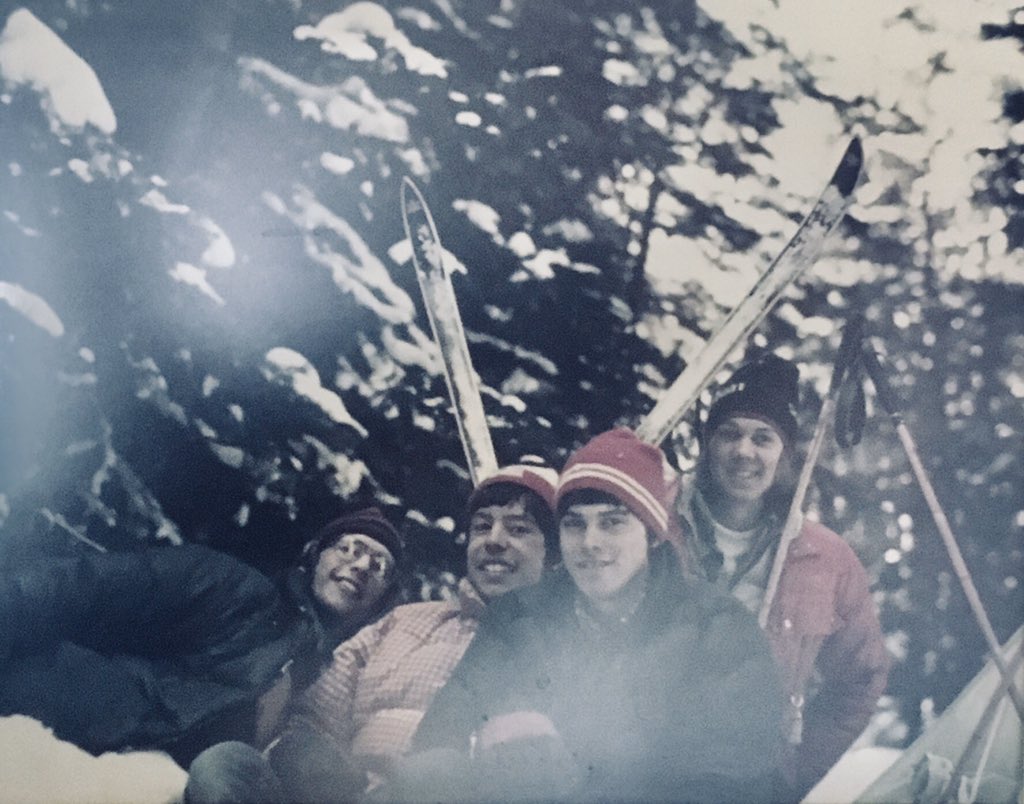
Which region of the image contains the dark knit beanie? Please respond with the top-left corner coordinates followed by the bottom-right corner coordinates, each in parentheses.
top-left (704, 355), bottom-right (800, 445)
top-left (310, 506), bottom-right (404, 567)
top-left (556, 427), bottom-right (671, 538)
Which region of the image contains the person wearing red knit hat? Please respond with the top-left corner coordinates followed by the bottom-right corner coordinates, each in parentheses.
top-left (186, 466), bottom-right (558, 804)
top-left (405, 427), bottom-right (787, 803)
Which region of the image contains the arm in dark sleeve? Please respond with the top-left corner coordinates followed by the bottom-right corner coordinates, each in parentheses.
top-left (660, 602), bottom-right (787, 802)
top-left (1, 549), bottom-right (165, 657)
top-left (3, 545), bottom-right (285, 667)
top-left (411, 599), bottom-right (525, 755)
top-left (797, 551), bottom-right (889, 794)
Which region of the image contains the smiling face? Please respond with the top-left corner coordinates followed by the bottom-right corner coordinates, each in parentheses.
top-left (707, 415), bottom-right (786, 504)
top-left (559, 501), bottom-right (650, 614)
top-left (466, 496), bottom-right (547, 601)
top-left (311, 533), bottom-right (395, 622)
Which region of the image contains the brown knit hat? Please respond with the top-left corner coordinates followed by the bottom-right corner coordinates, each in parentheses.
top-left (309, 506), bottom-right (404, 567)
top-left (556, 428), bottom-right (671, 538)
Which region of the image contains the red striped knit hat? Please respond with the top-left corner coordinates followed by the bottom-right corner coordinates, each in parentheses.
top-left (556, 427), bottom-right (671, 538)
top-left (470, 464), bottom-right (558, 512)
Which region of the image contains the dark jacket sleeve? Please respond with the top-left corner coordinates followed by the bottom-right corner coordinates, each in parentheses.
top-left (646, 590), bottom-right (787, 802)
top-left (796, 548), bottom-right (889, 794)
top-left (0, 545), bottom-right (295, 757)
top-left (411, 595), bottom-right (526, 754)
top-left (2, 545), bottom-right (284, 667)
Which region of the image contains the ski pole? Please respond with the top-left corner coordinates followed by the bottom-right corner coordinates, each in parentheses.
top-left (861, 346), bottom-right (1024, 721)
top-left (758, 314), bottom-right (864, 629)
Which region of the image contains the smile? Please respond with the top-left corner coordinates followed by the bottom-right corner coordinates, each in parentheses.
top-left (574, 558), bottom-right (615, 570)
top-left (477, 561), bottom-right (515, 575)
top-left (333, 575), bottom-right (363, 596)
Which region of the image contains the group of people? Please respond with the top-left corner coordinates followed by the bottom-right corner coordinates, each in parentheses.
top-left (0, 355), bottom-right (889, 802)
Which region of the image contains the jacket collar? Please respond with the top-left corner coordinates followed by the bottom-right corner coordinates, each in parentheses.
top-left (457, 576), bottom-right (489, 620)
top-left (675, 479), bottom-right (821, 578)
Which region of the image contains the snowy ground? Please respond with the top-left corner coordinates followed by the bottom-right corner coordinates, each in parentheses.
top-left (0, 716), bottom-right (187, 804)
top-left (803, 746), bottom-right (902, 804)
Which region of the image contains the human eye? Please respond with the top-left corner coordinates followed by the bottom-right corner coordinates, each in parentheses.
top-left (469, 517), bottom-right (492, 536)
top-left (753, 430), bottom-right (779, 447)
top-left (510, 521), bottom-right (539, 538)
top-left (560, 514), bottom-right (585, 532)
top-left (715, 425), bottom-right (741, 442)
top-left (601, 513), bottom-right (629, 531)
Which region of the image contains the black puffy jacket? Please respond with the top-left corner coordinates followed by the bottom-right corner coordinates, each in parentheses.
top-left (0, 544), bottom-right (345, 763)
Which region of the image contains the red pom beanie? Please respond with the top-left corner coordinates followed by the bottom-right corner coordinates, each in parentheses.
top-left (556, 428), bottom-right (671, 538)
top-left (469, 464), bottom-right (558, 513)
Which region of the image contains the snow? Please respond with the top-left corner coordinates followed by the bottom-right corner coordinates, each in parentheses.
top-left (263, 186), bottom-right (417, 325)
top-left (454, 110), bottom-right (482, 127)
top-left (320, 152), bottom-right (356, 175)
top-left (521, 248), bottom-right (570, 280)
top-left (139, 189), bottom-right (190, 215)
top-left (602, 59), bottom-right (644, 87)
top-left (294, 2), bottom-right (448, 78)
top-left (706, 0), bottom-right (1024, 252)
top-left (389, 237), bottom-right (468, 277)
top-left (523, 65), bottom-right (562, 79)
top-left (803, 746), bottom-right (902, 804)
top-left (454, 198), bottom-right (501, 239)
top-left (67, 158), bottom-right (93, 183)
top-left (507, 231), bottom-right (537, 257)
top-left (303, 435), bottom-right (370, 496)
top-left (241, 58), bottom-right (410, 144)
top-left (197, 217), bottom-right (235, 269)
top-left (262, 347), bottom-right (369, 437)
top-left (168, 262), bottom-right (225, 307)
top-left (0, 281), bottom-right (64, 337)
top-left (3, 209), bottom-right (40, 237)
top-left (0, 715), bottom-right (187, 804)
top-left (0, 9), bottom-right (116, 135)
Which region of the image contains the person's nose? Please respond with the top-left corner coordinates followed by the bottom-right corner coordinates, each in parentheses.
top-left (349, 551), bottom-right (373, 576)
top-left (483, 523), bottom-right (509, 553)
top-left (734, 436), bottom-right (757, 459)
top-left (580, 520), bottom-right (603, 551)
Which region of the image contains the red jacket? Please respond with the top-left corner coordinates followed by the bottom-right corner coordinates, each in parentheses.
top-left (673, 489), bottom-right (890, 796)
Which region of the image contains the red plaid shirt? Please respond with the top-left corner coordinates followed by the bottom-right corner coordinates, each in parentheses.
top-left (283, 578), bottom-right (484, 773)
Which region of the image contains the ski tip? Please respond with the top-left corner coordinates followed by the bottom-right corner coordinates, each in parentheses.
top-left (832, 136), bottom-right (864, 197)
top-left (400, 176), bottom-right (426, 218)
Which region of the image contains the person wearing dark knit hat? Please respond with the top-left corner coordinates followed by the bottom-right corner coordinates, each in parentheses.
top-left (675, 355), bottom-right (889, 798)
top-left (0, 506), bottom-right (405, 782)
top-left (188, 469), bottom-right (558, 804)
top-left (301, 506), bottom-right (404, 631)
top-left (407, 427), bottom-right (784, 803)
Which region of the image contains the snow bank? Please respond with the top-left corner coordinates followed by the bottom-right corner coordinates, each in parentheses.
top-left (0, 8), bottom-right (116, 134)
top-left (0, 715), bottom-right (186, 804)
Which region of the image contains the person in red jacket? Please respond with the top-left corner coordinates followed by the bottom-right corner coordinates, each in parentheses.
top-left (672, 354), bottom-right (890, 797)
